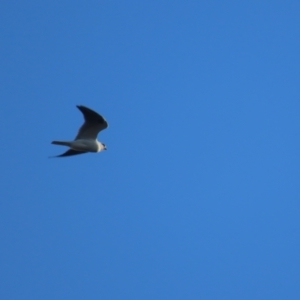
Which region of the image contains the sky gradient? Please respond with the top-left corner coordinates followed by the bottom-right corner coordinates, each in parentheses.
top-left (1, 1), bottom-right (300, 299)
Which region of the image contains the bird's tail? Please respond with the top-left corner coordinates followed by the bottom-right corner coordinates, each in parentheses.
top-left (51, 141), bottom-right (72, 147)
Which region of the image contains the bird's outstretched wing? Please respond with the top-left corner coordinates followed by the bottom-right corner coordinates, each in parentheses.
top-left (54, 149), bottom-right (87, 158)
top-left (75, 105), bottom-right (108, 140)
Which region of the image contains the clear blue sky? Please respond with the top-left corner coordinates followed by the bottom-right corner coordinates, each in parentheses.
top-left (1, 1), bottom-right (300, 299)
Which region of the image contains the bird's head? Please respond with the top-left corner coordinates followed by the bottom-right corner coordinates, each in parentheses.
top-left (102, 143), bottom-right (107, 151)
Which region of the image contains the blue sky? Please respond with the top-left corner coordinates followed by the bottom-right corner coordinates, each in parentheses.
top-left (1, 1), bottom-right (300, 299)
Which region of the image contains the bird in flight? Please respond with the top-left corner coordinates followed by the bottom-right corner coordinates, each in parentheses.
top-left (51, 105), bottom-right (108, 157)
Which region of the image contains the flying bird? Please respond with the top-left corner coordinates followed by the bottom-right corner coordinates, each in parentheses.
top-left (51, 105), bottom-right (108, 157)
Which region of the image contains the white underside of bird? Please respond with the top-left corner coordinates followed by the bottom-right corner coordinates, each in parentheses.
top-left (51, 139), bottom-right (105, 152)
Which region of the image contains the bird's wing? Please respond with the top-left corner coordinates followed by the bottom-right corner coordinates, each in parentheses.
top-left (54, 149), bottom-right (87, 157)
top-left (75, 105), bottom-right (108, 140)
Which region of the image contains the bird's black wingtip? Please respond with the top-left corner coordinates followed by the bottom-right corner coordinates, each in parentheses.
top-left (52, 149), bottom-right (88, 157)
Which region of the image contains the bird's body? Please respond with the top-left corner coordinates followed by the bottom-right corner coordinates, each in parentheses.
top-left (52, 139), bottom-right (104, 152)
top-left (51, 106), bottom-right (108, 157)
